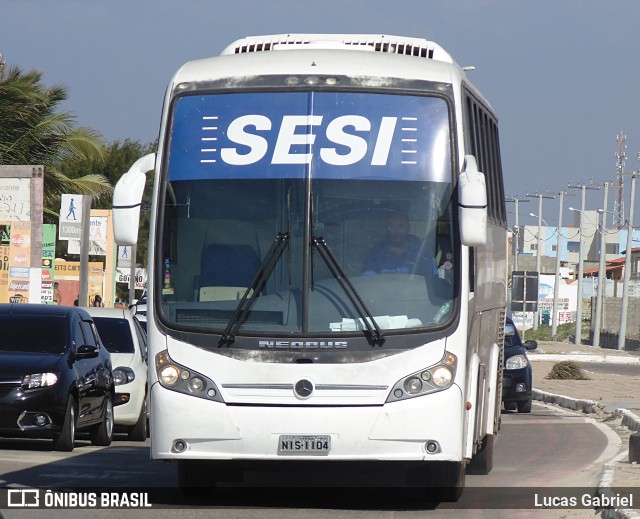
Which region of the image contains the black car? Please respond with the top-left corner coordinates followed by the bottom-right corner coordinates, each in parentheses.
top-left (0, 304), bottom-right (115, 451)
top-left (502, 317), bottom-right (537, 413)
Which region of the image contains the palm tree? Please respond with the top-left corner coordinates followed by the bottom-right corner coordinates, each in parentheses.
top-left (0, 65), bottom-right (112, 220)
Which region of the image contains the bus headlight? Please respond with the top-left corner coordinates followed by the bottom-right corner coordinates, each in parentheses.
top-left (155, 351), bottom-right (224, 402)
top-left (159, 365), bottom-right (180, 386)
top-left (387, 352), bottom-right (457, 402)
top-left (432, 366), bottom-right (453, 387)
top-left (403, 377), bottom-right (423, 394)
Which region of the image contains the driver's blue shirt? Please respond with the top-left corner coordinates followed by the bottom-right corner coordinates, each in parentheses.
top-left (362, 235), bottom-right (435, 276)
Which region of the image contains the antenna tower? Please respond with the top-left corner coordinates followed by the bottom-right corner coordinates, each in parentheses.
top-left (613, 131), bottom-right (626, 229)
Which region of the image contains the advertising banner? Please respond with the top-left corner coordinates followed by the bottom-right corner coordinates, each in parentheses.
top-left (42, 224), bottom-right (56, 303)
top-left (116, 267), bottom-right (147, 290)
top-left (67, 216), bottom-right (108, 256)
top-left (7, 221), bottom-right (31, 303)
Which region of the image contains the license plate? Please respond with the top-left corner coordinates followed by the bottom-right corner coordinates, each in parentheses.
top-left (278, 435), bottom-right (331, 455)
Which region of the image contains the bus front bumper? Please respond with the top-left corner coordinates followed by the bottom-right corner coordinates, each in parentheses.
top-left (149, 382), bottom-right (465, 462)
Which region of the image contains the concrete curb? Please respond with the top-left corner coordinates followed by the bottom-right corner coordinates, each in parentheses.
top-left (532, 389), bottom-right (640, 518)
top-left (530, 354), bottom-right (640, 364)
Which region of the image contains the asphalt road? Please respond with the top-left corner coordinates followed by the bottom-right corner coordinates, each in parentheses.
top-left (0, 403), bottom-right (620, 519)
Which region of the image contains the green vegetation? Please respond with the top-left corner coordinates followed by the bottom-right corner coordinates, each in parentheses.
top-left (545, 361), bottom-right (590, 380)
top-left (520, 321), bottom-right (591, 342)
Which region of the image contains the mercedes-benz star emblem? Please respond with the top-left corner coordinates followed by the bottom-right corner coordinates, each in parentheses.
top-left (294, 379), bottom-right (314, 399)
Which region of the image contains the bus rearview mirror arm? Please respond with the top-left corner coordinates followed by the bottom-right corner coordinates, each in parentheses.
top-left (112, 153), bottom-right (156, 246)
top-left (458, 155), bottom-right (487, 247)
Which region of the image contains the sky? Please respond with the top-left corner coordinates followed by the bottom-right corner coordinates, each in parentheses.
top-left (2, 0), bottom-right (640, 229)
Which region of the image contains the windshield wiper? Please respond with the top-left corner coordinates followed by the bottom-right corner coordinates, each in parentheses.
top-left (312, 236), bottom-right (385, 346)
top-left (218, 232), bottom-right (289, 347)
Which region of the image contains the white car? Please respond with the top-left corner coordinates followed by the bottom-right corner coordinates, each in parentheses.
top-left (86, 307), bottom-right (148, 441)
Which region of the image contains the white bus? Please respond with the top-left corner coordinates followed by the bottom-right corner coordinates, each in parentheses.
top-left (113, 34), bottom-right (507, 500)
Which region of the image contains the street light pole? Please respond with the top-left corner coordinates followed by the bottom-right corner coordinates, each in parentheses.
top-left (618, 171), bottom-right (638, 350)
top-left (593, 182), bottom-right (610, 347)
top-left (568, 182), bottom-right (600, 345)
top-left (527, 192), bottom-right (554, 330)
top-left (552, 191), bottom-right (565, 338)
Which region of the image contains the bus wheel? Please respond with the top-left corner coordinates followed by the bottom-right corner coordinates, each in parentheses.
top-left (178, 460), bottom-right (218, 495)
top-left (424, 461), bottom-right (465, 502)
top-left (468, 434), bottom-right (494, 475)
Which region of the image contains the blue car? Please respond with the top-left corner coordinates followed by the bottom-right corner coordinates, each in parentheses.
top-left (502, 317), bottom-right (537, 413)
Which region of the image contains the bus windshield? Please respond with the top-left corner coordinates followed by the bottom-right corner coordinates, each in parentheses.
top-left (159, 91), bottom-right (455, 338)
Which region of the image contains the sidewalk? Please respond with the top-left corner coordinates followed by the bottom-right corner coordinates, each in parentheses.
top-left (529, 341), bottom-right (640, 518)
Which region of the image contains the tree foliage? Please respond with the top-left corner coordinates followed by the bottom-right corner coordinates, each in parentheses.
top-left (0, 65), bottom-right (112, 220)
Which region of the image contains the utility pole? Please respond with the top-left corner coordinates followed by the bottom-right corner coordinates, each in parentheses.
top-left (593, 182), bottom-right (610, 347)
top-left (619, 171), bottom-right (638, 350)
top-left (527, 192), bottom-right (554, 330)
top-left (614, 132), bottom-right (627, 230)
top-left (506, 196), bottom-right (529, 272)
top-left (568, 182), bottom-right (600, 345)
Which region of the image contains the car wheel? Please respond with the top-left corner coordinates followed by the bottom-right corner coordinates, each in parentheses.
top-left (503, 401), bottom-right (516, 412)
top-left (128, 398), bottom-right (148, 442)
top-left (517, 397), bottom-right (532, 414)
top-left (90, 395), bottom-right (114, 446)
top-left (53, 395), bottom-right (76, 452)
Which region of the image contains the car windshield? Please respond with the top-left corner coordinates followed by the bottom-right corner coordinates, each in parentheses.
top-left (504, 322), bottom-right (521, 347)
top-left (0, 315), bottom-right (67, 354)
top-left (93, 317), bottom-right (135, 353)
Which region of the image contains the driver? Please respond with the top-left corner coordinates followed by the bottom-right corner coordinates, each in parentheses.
top-left (362, 210), bottom-right (436, 276)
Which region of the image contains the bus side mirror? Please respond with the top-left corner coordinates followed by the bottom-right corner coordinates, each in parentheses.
top-left (113, 153), bottom-right (156, 245)
top-left (458, 155), bottom-right (487, 247)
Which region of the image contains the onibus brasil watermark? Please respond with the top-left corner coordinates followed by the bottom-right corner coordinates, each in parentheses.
top-left (6, 489), bottom-right (152, 509)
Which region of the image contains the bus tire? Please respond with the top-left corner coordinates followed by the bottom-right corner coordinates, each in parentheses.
top-left (424, 461), bottom-right (465, 502)
top-left (178, 460), bottom-right (218, 495)
top-left (468, 434), bottom-right (494, 475)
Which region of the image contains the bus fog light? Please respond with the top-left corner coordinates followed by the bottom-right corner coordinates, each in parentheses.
top-left (425, 441), bottom-right (440, 454)
top-left (432, 366), bottom-right (453, 387)
top-left (403, 377), bottom-right (423, 394)
top-left (172, 439), bottom-right (188, 453)
top-left (207, 388), bottom-right (217, 398)
top-left (188, 377), bottom-right (205, 393)
top-left (394, 389), bottom-right (403, 399)
top-left (160, 365), bottom-right (180, 386)
top-left (420, 370), bottom-right (431, 382)
top-left (516, 383), bottom-right (527, 393)
top-left (180, 370), bottom-right (190, 380)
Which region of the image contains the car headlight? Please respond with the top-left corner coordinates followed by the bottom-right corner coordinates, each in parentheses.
top-left (505, 354), bottom-right (528, 370)
top-left (387, 352), bottom-right (457, 402)
top-left (22, 372), bottom-right (59, 390)
top-left (156, 351), bottom-right (224, 402)
top-left (113, 367), bottom-right (135, 386)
